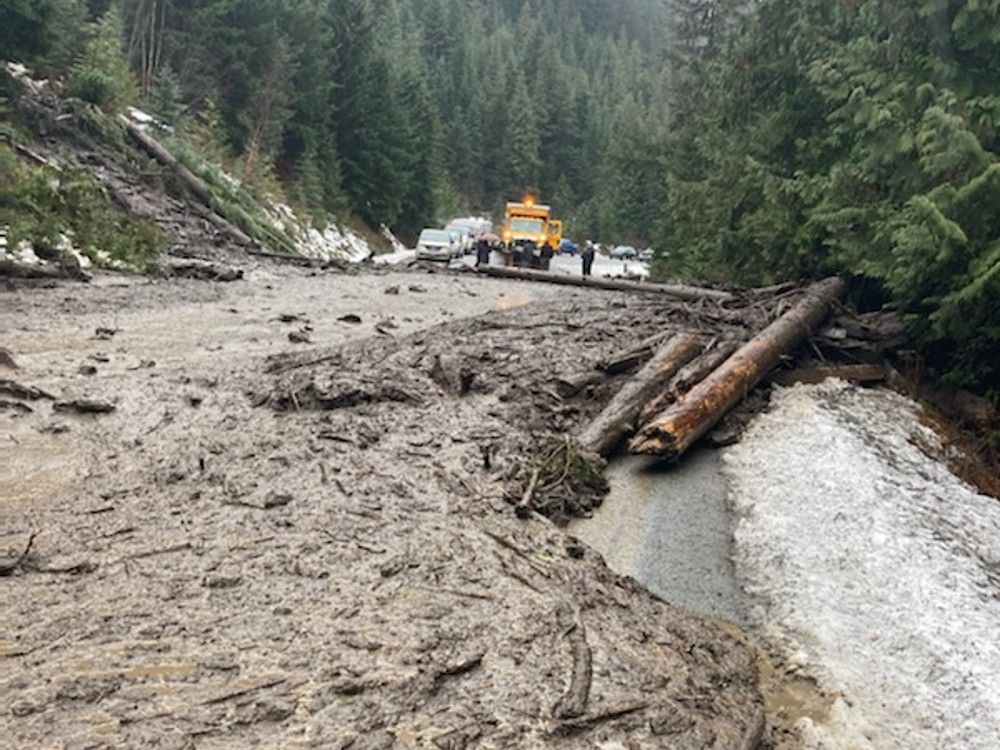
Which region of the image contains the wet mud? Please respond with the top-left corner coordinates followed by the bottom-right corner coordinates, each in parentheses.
top-left (1, 267), bottom-right (767, 748)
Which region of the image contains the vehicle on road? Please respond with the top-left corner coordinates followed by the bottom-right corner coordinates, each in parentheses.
top-left (560, 238), bottom-right (579, 255)
top-left (611, 245), bottom-right (638, 260)
top-left (639, 247), bottom-right (654, 262)
top-left (501, 195), bottom-right (563, 258)
top-left (445, 224), bottom-right (476, 255)
top-left (416, 229), bottom-right (457, 262)
top-left (445, 222), bottom-right (475, 254)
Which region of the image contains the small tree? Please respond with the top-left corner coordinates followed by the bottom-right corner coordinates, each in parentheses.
top-left (69, 3), bottom-right (137, 110)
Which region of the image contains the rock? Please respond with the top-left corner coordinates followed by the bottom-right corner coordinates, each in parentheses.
top-left (253, 698), bottom-right (295, 723)
top-left (79, 365), bottom-right (98, 376)
top-left (0, 378), bottom-right (56, 401)
top-left (383, 286), bottom-right (400, 295)
top-left (338, 314), bottom-right (363, 325)
top-left (262, 492), bottom-right (292, 509)
top-left (0, 399), bottom-right (32, 414)
top-left (167, 259), bottom-right (243, 282)
top-left (54, 398), bottom-right (116, 415)
top-left (289, 330), bottom-right (311, 344)
top-left (408, 285), bottom-right (427, 293)
top-left (0, 348), bottom-right (19, 369)
top-left (202, 573), bottom-right (242, 589)
top-left (10, 699), bottom-right (41, 717)
top-left (429, 354), bottom-right (475, 396)
top-left (92, 327), bottom-right (118, 341)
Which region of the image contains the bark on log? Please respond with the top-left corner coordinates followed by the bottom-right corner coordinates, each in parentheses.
top-left (638, 340), bottom-right (740, 426)
top-left (118, 116), bottom-right (255, 248)
top-left (479, 265), bottom-right (734, 303)
top-left (578, 332), bottom-right (704, 456)
top-left (630, 277), bottom-right (847, 459)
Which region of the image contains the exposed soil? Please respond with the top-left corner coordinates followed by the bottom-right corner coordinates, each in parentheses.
top-left (1, 267), bottom-right (769, 749)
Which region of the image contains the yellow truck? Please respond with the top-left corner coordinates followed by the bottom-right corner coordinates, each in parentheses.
top-left (500, 195), bottom-right (563, 256)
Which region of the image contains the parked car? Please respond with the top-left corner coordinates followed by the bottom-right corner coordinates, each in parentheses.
top-left (639, 247), bottom-right (654, 262)
top-left (417, 229), bottom-right (457, 262)
top-left (446, 224), bottom-right (475, 255)
top-left (611, 245), bottom-right (638, 260)
top-left (560, 238), bottom-right (579, 255)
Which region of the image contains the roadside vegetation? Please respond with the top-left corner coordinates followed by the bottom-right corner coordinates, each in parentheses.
top-left (0, 144), bottom-right (163, 271)
top-left (655, 0), bottom-right (999, 397)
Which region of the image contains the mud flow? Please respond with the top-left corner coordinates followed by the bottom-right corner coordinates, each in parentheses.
top-left (1, 267), bottom-right (770, 749)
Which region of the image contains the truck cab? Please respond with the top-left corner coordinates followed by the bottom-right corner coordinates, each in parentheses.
top-left (501, 196), bottom-right (563, 253)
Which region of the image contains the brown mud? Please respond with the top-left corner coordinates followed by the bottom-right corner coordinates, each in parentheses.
top-left (1, 267), bottom-right (770, 749)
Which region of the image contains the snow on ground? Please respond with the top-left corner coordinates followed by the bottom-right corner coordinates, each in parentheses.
top-left (724, 382), bottom-right (1000, 749)
top-left (550, 252), bottom-right (650, 279)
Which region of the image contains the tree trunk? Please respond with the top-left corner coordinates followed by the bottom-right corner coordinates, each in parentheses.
top-left (598, 331), bottom-right (677, 374)
top-left (638, 339), bottom-right (740, 426)
top-left (118, 116), bottom-right (255, 248)
top-left (578, 332), bottom-right (704, 456)
top-left (479, 265), bottom-right (734, 303)
top-left (630, 277), bottom-right (847, 459)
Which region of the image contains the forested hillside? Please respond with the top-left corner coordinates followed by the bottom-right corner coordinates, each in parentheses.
top-left (1, 0), bottom-right (671, 241)
top-left (655, 0), bottom-right (999, 395)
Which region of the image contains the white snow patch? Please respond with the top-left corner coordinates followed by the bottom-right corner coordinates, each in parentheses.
top-left (724, 382), bottom-right (1000, 749)
top-left (373, 249), bottom-right (416, 266)
top-left (265, 202), bottom-right (372, 263)
top-left (380, 224), bottom-right (407, 253)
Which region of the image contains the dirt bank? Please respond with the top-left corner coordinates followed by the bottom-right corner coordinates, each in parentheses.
top-left (1, 267), bottom-right (765, 749)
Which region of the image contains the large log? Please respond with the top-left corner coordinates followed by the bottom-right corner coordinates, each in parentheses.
top-left (630, 277), bottom-right (847, 459)
top-left (479, 265), bottom-right (734, 303)
top-left (118, 116), bottom-right (255, 248)
top-left (638, 340), bottom-right (740, 426)
top-left (578, 332), bottom-right (704, 456)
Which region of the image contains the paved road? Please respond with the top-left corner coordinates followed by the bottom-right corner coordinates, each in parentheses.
top-left (375, 249), bottom-right (650, 279)
top-left (569, 449), bottom-right (746, 625)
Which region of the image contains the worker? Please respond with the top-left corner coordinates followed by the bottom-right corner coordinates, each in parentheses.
top-left (540, 241), bottom-right (553, 271)
top-left (475, 237), bottom-right (490, 267)
top-left (581, 240), bottom-right (595, 277)
top-left (520, 242), bottom-right (534, 269)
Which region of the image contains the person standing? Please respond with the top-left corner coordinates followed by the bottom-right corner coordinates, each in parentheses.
top-left (581, 240), bottom-right (595, 277)
top-left (475, 237), bottom-right (490, 267)
top-left (540, 241), bottom-right (553, 271)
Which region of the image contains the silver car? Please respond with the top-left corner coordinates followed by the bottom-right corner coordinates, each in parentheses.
top-left (416, 229), bottom-right (457, 262)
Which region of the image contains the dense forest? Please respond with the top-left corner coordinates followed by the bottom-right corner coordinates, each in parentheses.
top-left (1, 0), bottom-right (673, 242)
top-left (655, 0), bottom-right (999, 394)
top-left (2, 0), bottom-right (997, 394)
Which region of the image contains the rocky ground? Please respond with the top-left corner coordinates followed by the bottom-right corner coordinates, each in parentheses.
top-left (1, 264), bottom-right (769, 749)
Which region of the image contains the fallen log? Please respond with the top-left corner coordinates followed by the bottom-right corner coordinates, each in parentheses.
top-left (118, 116), bottom-right (255, 249)
top-left (554, 331), bottom-right (680, 398)
top-left (578, 332), bottom-right (703, 456)
top-left (638, 340), bottom-right (740, 426)
top-left (598, 331), bottom-right (676, 374)
top-left (630, 277), bottom-right (847, 459)
top-left (0, 259), bottom-right (67, 280)
top-left (478, 265), bottom-right (735, 303)
top-left (769, 363), bottom-right (888, 387)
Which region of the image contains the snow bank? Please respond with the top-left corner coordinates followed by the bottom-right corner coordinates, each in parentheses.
top-left (724, 382), bottom-right (1000, 749)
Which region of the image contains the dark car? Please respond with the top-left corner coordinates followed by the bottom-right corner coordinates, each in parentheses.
top-left (560, 238), bottom-right (579, 255)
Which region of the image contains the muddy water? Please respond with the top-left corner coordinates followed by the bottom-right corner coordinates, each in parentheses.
top-left (570, 449), bottom-right (745, 624)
